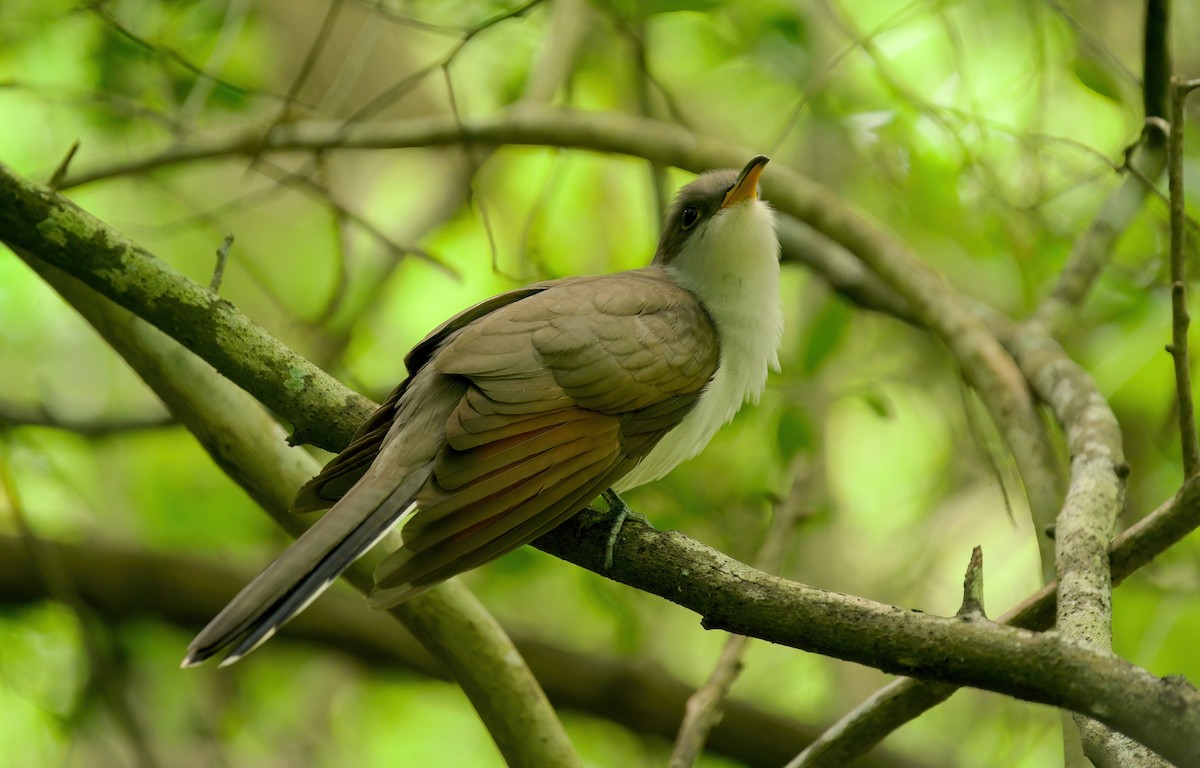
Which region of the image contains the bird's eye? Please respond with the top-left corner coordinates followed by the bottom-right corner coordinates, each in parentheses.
top-left (680, 206), bottom-right (700, 229)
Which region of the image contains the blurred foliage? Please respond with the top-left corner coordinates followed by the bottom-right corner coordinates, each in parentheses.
top-left (2, 0), bottom-right (1200, 766)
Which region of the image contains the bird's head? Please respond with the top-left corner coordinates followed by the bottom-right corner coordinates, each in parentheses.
top-left (652, 155), bottom-right (779, 302)
top-left (652, 153), bottom-right (772, 270)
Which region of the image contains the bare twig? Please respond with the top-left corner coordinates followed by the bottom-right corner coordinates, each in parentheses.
top-left (1143, 0), bottom-right (1170, 125)
top-left (308, 154), bottom-right (354, 327)
top-left (630, 19), bottom-right (670, 237)
top-left (442, 65), bottom-right (503, 278)
top-left (209, 234), bottom-right (234, 293)
top-left (279, 0), bottom-right (344, 116)
top-left (517, 0), bottom-right (591, 105)
top-left (47, 140), bottom-right (80, 191)
top-left (0, 78), bottom-right (185, 132)
top-left (767, 0), bottom-right (924, 156)
top-left (0, 399), bottom-right (173, 436)
top-left (1168, 76), bottom-right (1200, 477)
top-left (83, 4), bottom-right (291, 105)
top-left (246, 155), bottom-right (455, 276)
top-left (957, 546), bottom-right (986, 618)
top-left (342, 0), bottom-right (544, 125)
top-left (1032, 127), bottom-right (1168, 334)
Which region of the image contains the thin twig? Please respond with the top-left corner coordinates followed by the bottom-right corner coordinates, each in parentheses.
top-left (343, 0), bottom-right (544, 125)
top-left (308, 154), bottom-right (354, 327)
top-left (47, 140), bottom-right (80, 191)
top-left (0, 399), bottom-right (173, 435)
top-left (247, 155), bottom-right (456, 276)
top-left (209, 234), bottom-right (234, 293)
top-left (957, 546), bottom-right (986, 618)
top-left (179, 0), bottom-right (252, 123)
top-left (630, 19), bottom-right (669, 237)
top-left (1167, 76), bottom-right (1200, 477)
top-left (1032, 125), bottom-right (1168, 334)
top-left (83, 4), bottom-right (292, 105)
top-left (442, 65), bottom-right (504, 279)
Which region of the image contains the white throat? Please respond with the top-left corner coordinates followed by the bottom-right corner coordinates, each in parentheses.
top-left (615, 199), bottom-right (783, 490)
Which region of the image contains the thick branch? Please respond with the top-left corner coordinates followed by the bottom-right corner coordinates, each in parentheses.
top-left (1008, 324), bottom-right (1135, 763)
top-left (785, 474), bottom-right (1200, 767)
top-left (0, 533), bottom-right (932, 768)
top-left (0, 161), bottom-right (371, 451)
top-left (532, 509), bottom-right (1200, 765)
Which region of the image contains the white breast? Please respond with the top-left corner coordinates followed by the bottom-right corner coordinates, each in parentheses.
top-left (614, 199), bottom-right (782, 491)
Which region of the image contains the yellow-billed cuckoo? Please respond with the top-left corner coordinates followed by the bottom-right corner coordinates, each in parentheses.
top-left (184, 155), bottom-right (782, 667)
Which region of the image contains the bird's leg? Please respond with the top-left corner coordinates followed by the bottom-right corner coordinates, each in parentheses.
top-left (602, 488), bottom-right (648, 570)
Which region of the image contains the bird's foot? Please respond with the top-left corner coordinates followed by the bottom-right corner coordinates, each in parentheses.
top-left (602, 488), bottom-right (648, 571)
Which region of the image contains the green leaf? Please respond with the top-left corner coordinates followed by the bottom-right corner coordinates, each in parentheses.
top-left (860, 389), bottom-right (894, 420)
top-left (1070, 53), bottom-right (1125, 104)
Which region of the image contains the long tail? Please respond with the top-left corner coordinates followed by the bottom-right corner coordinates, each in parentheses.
top-left (182, 467), bottom-right (430, 668)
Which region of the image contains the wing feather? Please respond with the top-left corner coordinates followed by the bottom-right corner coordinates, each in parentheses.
top-left (293, 267), bottom-right (721, 606)
top-left (376, 426), bottom-right (620, 588)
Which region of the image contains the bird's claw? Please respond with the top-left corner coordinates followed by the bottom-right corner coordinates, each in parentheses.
top-left (602, 489), bottom-right (648, 570)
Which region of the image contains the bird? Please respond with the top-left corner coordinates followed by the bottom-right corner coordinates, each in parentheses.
top-left (183, 154), bottom-right (783, 667)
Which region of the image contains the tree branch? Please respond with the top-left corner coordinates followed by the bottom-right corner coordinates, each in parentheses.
top-left (1034, 0), bottom-right (1170, 335)
top-left (1032, 133), bottom-right (1168, 336)
top-left (782, 472), bottom-right (1200, 767)
top-left (1007, 323), bottom-right (1142, 763)
top-left (1168, 76), bottom-right (1200, 478)
top-left (0, 533), bottom-right (935, 768)
top-left (0, 398), bottom-right (175, 436)
top-left (531, 507), bottom-right (1200, 764)
top-left (0, 160), bottom-right (372, 451)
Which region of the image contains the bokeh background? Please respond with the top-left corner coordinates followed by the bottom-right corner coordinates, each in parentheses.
top-left (2, 0), bottom-right (1199, 766)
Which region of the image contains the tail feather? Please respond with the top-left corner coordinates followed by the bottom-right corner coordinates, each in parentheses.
top-left (182, 467), bottom-right (430, 667)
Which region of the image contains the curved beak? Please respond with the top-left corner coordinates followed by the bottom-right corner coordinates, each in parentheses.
top-left (721, 155), bottom-right (769, 209)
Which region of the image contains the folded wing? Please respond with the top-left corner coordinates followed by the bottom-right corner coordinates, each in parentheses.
top-left (371, 267), bottom-right (718, 602)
